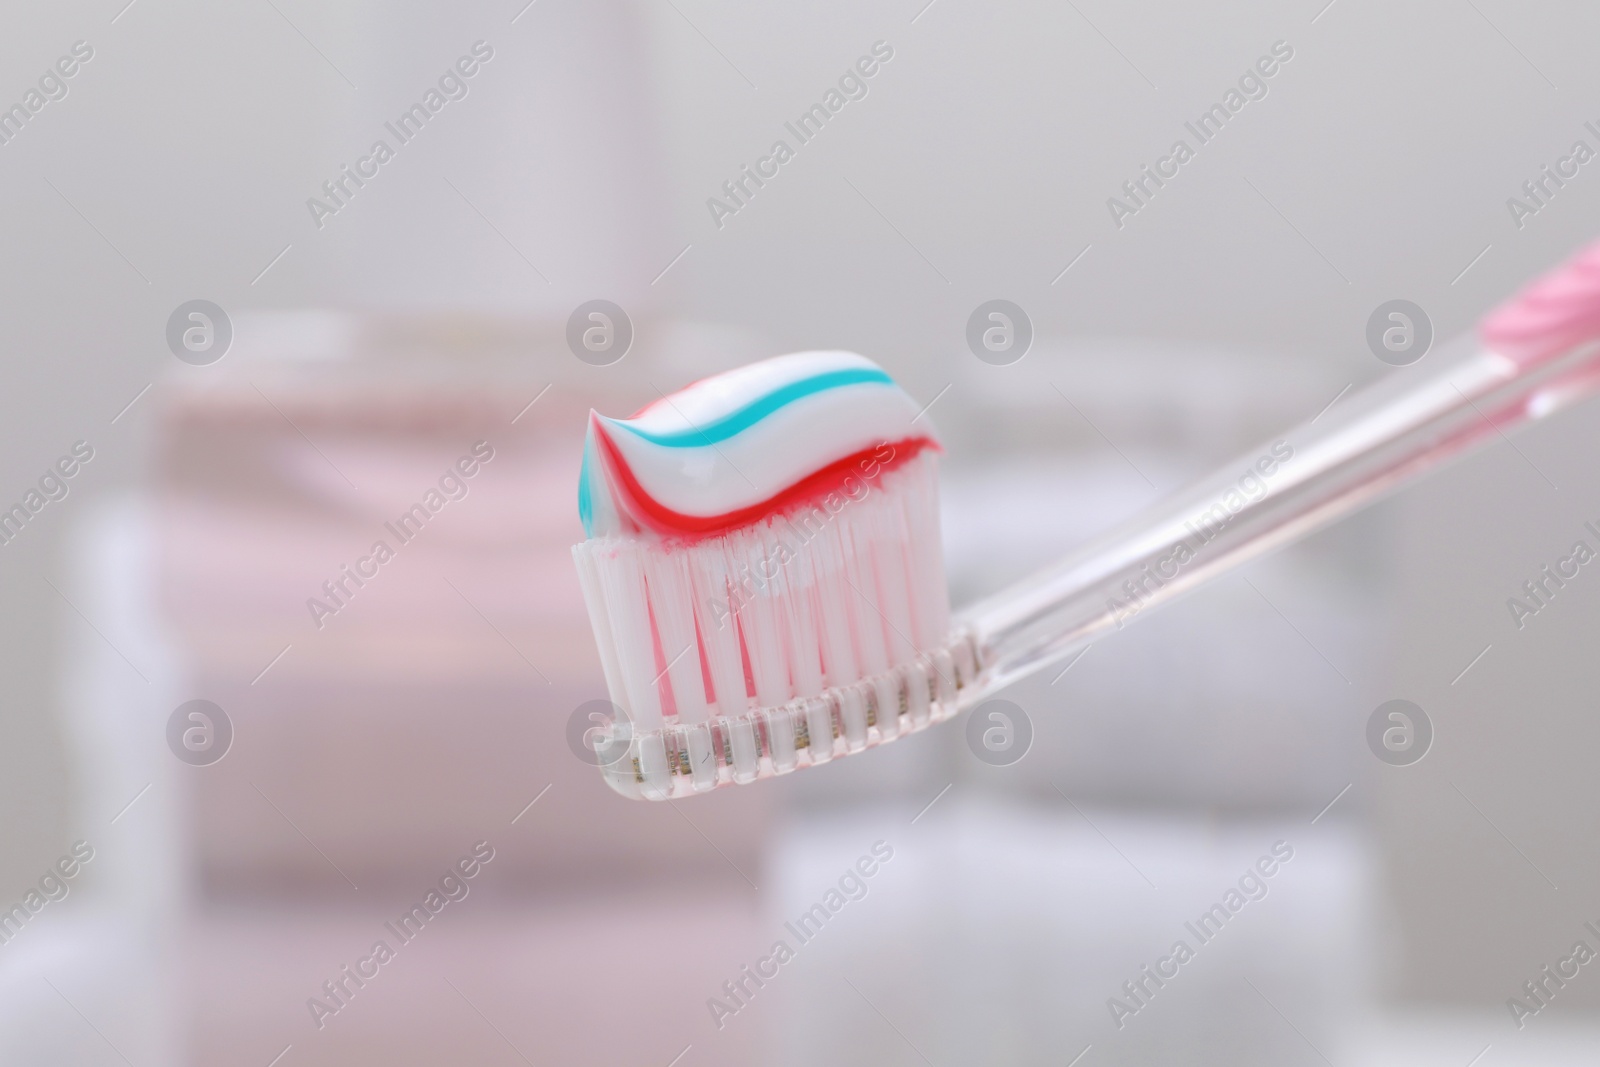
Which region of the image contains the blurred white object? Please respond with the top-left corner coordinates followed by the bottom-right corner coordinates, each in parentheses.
top-left (0, 499), bottom-right (185, 1064)
top-left (765, 801), bottom-right (1371, 1067)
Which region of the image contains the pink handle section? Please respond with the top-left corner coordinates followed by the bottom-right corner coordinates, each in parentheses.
top-left (1481, 237), bottom-right (1600, 366)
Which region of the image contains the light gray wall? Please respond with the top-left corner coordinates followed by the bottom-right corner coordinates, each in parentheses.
top-left (5, 0), bottom-right (1600, 1017)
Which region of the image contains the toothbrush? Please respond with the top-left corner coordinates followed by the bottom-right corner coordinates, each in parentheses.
top-left (573, 239), bottom-right (1600, 800)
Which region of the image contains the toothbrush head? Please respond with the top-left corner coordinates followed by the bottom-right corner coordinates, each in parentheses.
top-left (571, 351), bottom-right (977, 800)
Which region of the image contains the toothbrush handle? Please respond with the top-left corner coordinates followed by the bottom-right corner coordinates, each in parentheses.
top-left (957, 240), bottom-right (1600, 699)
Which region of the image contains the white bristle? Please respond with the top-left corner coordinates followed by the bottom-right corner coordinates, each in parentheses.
top-left (572, 450), bottom-right (972, 799)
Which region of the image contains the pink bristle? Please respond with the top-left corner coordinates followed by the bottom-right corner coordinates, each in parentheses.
top-left (571, 449), bottom-right (964, 799)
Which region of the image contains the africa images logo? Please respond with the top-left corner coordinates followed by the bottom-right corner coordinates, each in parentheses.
top-left (706, 841), bottom-right (894, 1030)
top-left (1105, 41), bottom-right (1295, 229)
top-left (305, 42), bottom-right (494, 229)
top-left (705, 41), bottom-right (895, 230)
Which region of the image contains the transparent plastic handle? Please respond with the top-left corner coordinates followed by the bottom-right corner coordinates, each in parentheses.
top-left (957, 238), bottom-right (1600, 702)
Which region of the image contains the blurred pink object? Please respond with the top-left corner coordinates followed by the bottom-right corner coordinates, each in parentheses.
top-left (156, 313), bottom-right (771, 895)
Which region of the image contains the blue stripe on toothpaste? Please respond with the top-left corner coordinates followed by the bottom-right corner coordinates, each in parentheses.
top-left (577, 444), bottom-right (594, 535)
top-left (612, 368), bottom-right (893, 448)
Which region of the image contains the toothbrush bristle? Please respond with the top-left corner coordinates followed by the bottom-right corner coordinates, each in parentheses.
top-left (571, 352), bottom-right (971, 799)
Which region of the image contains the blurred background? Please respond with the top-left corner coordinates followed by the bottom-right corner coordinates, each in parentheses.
top-left (4, 0), bottom-right (1600, 1063)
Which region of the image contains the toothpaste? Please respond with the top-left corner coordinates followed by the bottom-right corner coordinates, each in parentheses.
top-left (579, 350), bottom-right (938, 540)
